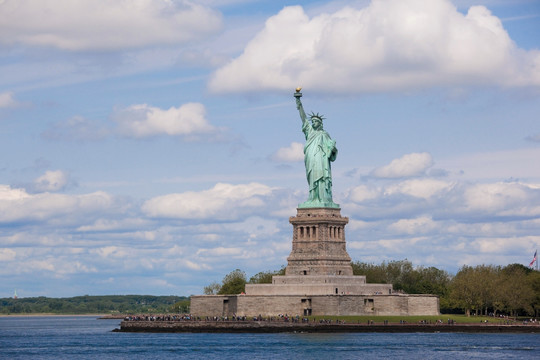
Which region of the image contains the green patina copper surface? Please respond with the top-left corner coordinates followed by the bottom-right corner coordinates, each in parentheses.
top-left (294, 89), bottom-right (339, 208)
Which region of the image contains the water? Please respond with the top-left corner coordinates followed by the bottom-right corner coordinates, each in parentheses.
top-left (0, 316), bottom-right (538, 359)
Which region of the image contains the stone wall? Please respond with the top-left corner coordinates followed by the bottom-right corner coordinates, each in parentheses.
top-left (190, 294), bottom-right (439, 317)
top-left (245, 283), bottom-right (392, 296)
top-left (190, 295), bottom-right (237, 317)
top-left (271, 275), bottom-right (366, 285)
top-left (406, 295), bottom-right (440, 316)
top-left (245, 274), bottom-right (391, 296)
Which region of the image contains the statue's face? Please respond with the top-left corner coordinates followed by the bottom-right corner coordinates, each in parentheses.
top-left (312, 118), bottom-right (322, 129)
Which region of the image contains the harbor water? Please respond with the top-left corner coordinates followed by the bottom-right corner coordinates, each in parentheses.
top-left (0, 316), bottom-right (538, 359)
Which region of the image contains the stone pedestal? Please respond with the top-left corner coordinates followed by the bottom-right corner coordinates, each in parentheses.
top-left (191, 207), bottom-right (439, 317)
top-left (286, 207), bottom-right (352, 276)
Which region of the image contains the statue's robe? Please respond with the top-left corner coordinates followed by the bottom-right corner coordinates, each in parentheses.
top-left (302, 120), bottom-right (337, 204)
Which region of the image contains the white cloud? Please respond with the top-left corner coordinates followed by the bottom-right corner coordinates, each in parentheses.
top-left (183, 259), bottom-right (211, 271)
top-left (344, 167), bottom-right (540, 222)
top-left (42, 103), bottom-right (223, 141)
top-left (385, 178), bottom-right (454, 199)
top-left (0, 91), bottom-right (17, 108)
top-left (93, 246), bottom-right (133, 259)
top-left (224, 216), bottom-right (280, 240)
top-left (142, 182), bottom-right (275, 220)
top-left (389, 216), bottom-right (438, 234)
top-left (29, 259), bottom-right (97, 276)
top-left (0, 185), bottom-right (114, 224)
top-left (463, 182), bottom-right (540, 216)
top-left (76, 218), bottom-right (150, 232)
top-left (0, 250), bottom-right (99, 277)
top-left (209, 0), bottom-right (540, 94)
top-left (446, 221), bottom-right (519, 237)
top-left (195, 233), bottom-right (221, 242)
top-left (471, 235), bottom-right (539, 254)
top-left (272, 142), bottom-right (304, 162)
top-left (0, 0), bottom-right (222, 51)
top-left (114, 102), bottom-right (219, 138)
top-left (25, 260), bottom-right (56, 273)
top-left (32, 170), bottom-right (69, 192)
top-left (371, 152), bottom-right (433, 178)
top-left (0, 248), bottom-right (16, 261)
top-left (348, 184), bottom-right (380, 202)
top-left (196, 246), bottom-right (275, 262)
top-left (196, 247), bottom-right (243, 257)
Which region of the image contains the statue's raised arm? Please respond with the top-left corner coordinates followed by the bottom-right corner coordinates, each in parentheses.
top-left (294, 87), bottom-right (308, 124)
top-left (293, 88), bottom-right (339, 209)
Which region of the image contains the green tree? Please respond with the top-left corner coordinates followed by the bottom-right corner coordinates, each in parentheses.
top-left (450, 265), bottom-right (501, 316)
top-left (49, 299), bottom-right (63, 312)
top-left (499, 264), bottom-right (535, 316)
top-left (352, 259), bottom-right (451, 296)
top-left (528, 270), bottom-right (540, 317)
top-left (385, 260), bottom-right (414, 291)
top-left (351, 261), bottom-right (388, 283)
top-left (203, 282), bottom-right (221, 295)
top-left (170, 299), bottom-right (190, 313)
top-left (0, 295), bottom-right (186, 314)
top-left (449, 265), bottom-right (482, 316)
top-left (218, 269), bottom-right (247, 295)
top-left (477, 265), bottom-right (500, 316)
top-left (248, 267), bottom-right (286, 284)
top-left (410, 266), bottom-right (452, 297)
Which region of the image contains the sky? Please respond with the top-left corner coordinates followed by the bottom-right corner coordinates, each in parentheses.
top-left (1, 0), bottom-right (540, 298)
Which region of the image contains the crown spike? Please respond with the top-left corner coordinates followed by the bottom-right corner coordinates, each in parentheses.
top-left (308, 111), bottom-right (325, 121)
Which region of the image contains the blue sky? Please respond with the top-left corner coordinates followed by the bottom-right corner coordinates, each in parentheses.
top-left (1, 0), bottom-right (540, 298)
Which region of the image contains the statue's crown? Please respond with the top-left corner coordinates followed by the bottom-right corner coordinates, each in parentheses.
top-left (309, 112), bottom-right (325, 122)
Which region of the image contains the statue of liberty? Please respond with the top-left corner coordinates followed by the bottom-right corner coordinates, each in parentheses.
top-left (294, 88), bottom-right (339, 208)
